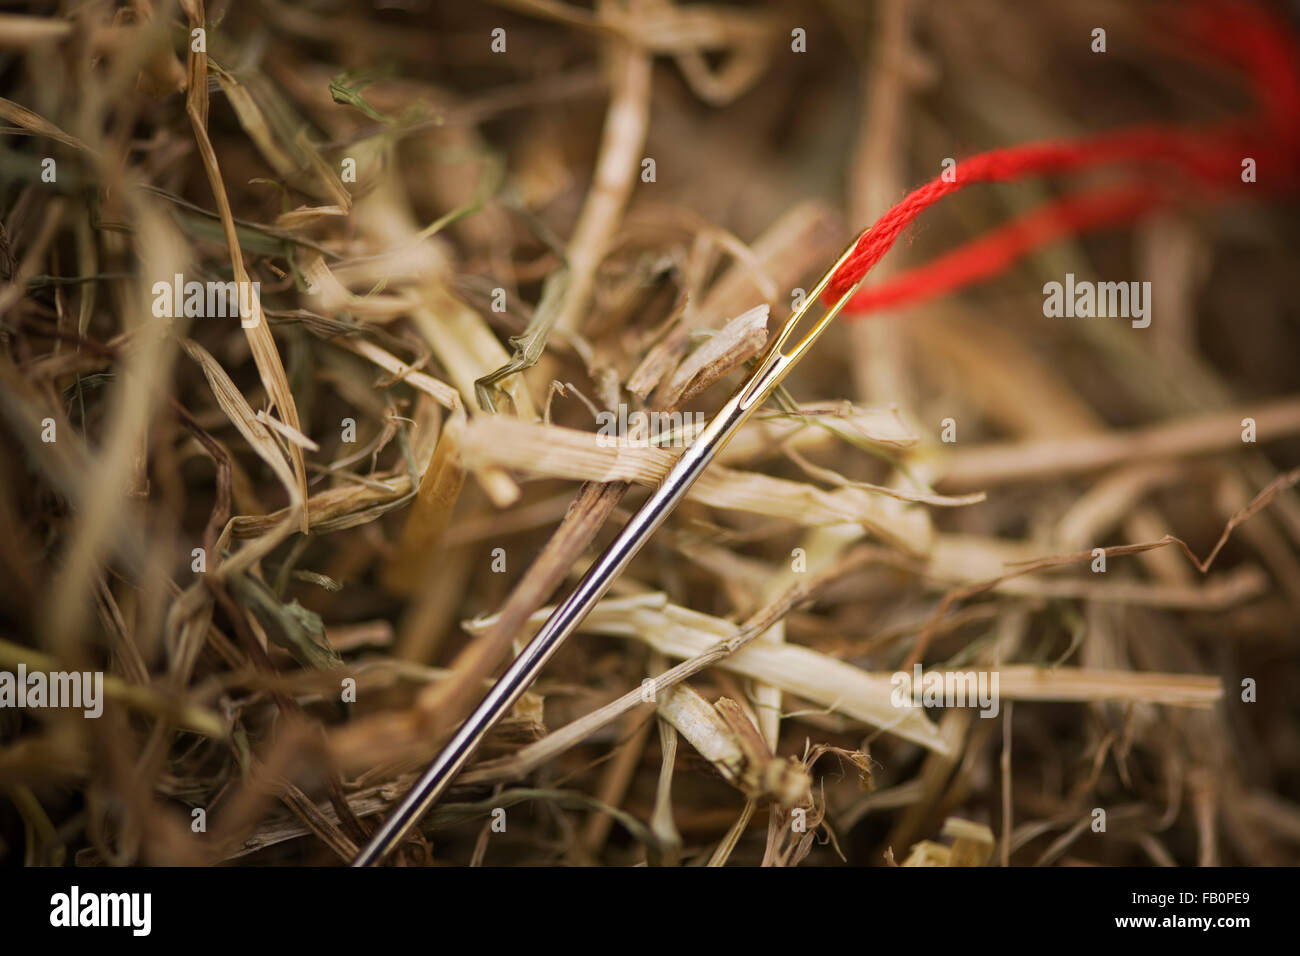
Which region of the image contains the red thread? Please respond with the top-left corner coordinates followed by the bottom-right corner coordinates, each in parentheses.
top-left (826, 1), bottom-right (1300, 318)
top-left (841, 185), bottom-right (1164, 316)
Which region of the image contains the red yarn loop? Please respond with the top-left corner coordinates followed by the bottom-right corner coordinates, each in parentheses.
top-left (826, 2), bottom-right (1300, 318)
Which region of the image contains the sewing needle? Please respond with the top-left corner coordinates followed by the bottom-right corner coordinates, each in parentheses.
top-left (352, 232), bottom-right (866, 866)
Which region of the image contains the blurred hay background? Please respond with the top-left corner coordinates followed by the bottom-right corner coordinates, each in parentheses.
top-left (1, 0), bottom-right (1298, 866)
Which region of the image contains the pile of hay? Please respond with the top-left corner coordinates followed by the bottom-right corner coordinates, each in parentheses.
top-left (1, 0), bottom-right (1297, 866)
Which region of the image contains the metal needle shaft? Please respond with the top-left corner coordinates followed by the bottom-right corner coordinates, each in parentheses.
top-left (353, 234), bottom-right (865, 866)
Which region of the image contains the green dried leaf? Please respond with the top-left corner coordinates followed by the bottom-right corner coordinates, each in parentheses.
top-left (228, 571), bottom-right (343, 670)
top-left (475, 267), bottom-right (571, 412)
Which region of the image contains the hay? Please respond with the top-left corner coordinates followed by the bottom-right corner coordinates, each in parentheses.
top-left (1, 1), bottom-right (1297, 867)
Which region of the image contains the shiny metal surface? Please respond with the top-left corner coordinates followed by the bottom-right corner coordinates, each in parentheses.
top-left (353, 234), bottom-right (865, 866)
